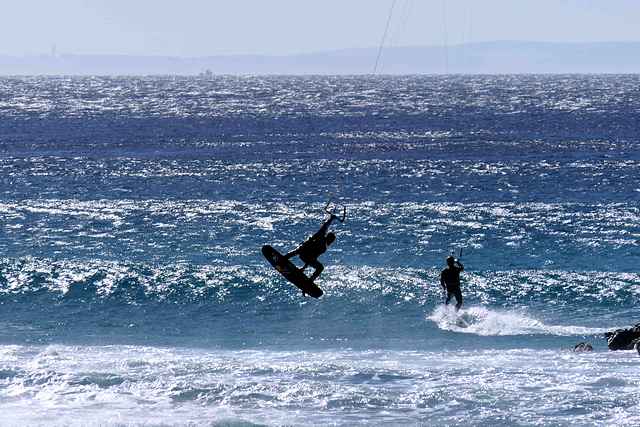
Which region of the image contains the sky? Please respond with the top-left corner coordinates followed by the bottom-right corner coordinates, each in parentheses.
top-left (3, 0), bottom-right (640, 58)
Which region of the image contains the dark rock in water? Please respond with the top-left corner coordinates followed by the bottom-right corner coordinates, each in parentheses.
top-left (632, 338), bottom-right (640, 356)
top-left (571, 342), bottom-right (593, 352)
top-left (604, 323), bottom-right (640, 350)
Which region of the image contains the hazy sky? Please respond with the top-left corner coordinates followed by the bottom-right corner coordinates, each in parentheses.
top-left (4, 0), bottom-right (640, 57)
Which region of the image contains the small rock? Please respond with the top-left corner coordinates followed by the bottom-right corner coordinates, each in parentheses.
top-left (571, 342), bottom-right (593, 352)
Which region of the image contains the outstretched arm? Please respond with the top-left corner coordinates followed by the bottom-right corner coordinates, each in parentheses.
top-left (456, 260), bottom-right (464, 271)
top-left (317, 214), bottom-right (337, 235)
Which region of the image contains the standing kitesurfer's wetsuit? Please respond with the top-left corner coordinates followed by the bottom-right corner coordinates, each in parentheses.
top-left (285, 215), bottom-right (337, 281)
top-left (441, 256), bottom-right (464, 312)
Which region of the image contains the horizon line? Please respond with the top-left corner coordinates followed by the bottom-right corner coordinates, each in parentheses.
top-left (3, 40), bottom-right (640, 59)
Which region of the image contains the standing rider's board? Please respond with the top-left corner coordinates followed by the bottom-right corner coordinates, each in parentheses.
top-left (262, 245), bottom-right (323, 298)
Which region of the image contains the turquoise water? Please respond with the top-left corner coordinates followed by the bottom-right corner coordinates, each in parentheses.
top-left (0, 75), bottom-right (639, 426)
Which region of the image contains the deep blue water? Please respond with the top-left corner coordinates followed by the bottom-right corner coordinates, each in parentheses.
top-left (0, 75), bottom-right (639, 426)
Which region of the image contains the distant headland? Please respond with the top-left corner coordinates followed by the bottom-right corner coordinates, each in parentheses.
top-left (1, 41), bottom-right (639, 75)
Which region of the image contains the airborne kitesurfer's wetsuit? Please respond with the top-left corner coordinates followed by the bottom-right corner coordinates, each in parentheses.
top-left (285, 215), bottom-right (337, 281)
top-left (441, 257), bottom-right (464, 312)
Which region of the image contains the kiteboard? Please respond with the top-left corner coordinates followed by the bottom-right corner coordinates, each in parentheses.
top-left (456, 316), bottom-right (468, 327)
top-left (262, 245), bottom-right (323, 298)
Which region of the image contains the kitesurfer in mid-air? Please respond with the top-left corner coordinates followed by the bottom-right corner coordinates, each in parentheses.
top-left (285, 214), bottom-right (338, 282)
top-left (441, 256), bottom-right (464, 312)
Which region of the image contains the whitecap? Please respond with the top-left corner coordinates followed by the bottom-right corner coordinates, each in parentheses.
top-left (429, 305), bottom-right (608, 336)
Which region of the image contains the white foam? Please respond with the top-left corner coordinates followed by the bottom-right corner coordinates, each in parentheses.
top-left (429, 305), bottom-right (607, 336)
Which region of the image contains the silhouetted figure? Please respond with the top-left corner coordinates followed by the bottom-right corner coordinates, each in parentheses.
top-left (441, 256), bottom-right (464, 312)
top-left (285, 214), bottom-right (338, 281)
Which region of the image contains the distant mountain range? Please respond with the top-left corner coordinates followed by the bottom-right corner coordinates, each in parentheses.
top-left (1, 41), bottom-right (639, 75)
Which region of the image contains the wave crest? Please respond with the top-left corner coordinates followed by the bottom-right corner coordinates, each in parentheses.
top-left (430, 305), bottom-right (608, 336)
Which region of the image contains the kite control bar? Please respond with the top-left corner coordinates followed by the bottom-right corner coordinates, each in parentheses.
top-left (324, 182), bottom-right (346, 222)
top-left (325, 205), bottom-right (347, 222)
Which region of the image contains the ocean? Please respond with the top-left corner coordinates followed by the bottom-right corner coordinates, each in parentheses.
top-left (0, 74), bottom-right (639, 426)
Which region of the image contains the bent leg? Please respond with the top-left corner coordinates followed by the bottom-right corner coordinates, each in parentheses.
top-left (284, 247), bottom-right (300, 259)
top-left (306, 259), bottom-right (324, 282)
